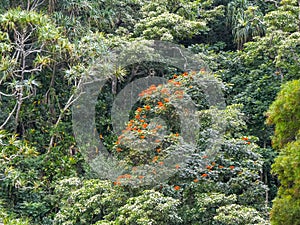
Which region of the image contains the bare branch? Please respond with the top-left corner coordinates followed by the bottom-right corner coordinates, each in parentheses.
top-left (47, 77), bottom-right (85, 152)
top-left (24, 47), bottom-right (43, 57)
top-left (0, 102), bottom-right (18, 129)
top-left (0, 91), bottom-right (16, 97)
top-left (265, 0), bottom-right (279, 7)
top-left (29, 0), bottom-right (46, 11)
top-left (21, 92), bottom-right (34, 101)
top-left (14, 67), bottom-right (43, 74)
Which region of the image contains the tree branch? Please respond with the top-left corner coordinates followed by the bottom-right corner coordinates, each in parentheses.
top-left (0, 101), bottom-right (18, 130)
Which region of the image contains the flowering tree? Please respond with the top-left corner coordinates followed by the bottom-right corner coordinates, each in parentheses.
top-left (109, 71), bottom-right (269, 224)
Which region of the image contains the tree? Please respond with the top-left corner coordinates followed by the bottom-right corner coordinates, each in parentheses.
top-left (51, 0), bottom-right (143, 38)
top-left (227, 0), bottom-right (265, 49)
top-left (53, 178), bottom-right (128, 225)
top-left (111, 72), bottom-right (269, 224)
top-left (266, 80), bottom-right (300, 224)
top-left (132, 0), bottom-right (208, 42)
top-left (98, 190), bottom-right (181, 225)
top-left (0, 9), bottom-right (71, 132)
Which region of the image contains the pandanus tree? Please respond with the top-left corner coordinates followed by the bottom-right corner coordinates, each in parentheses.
top-left (227, 0), bottom-right (265, 49)
top-left (0, 9), bottom-right (71, 132)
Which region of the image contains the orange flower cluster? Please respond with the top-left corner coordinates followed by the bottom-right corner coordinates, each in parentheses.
top-left (114, 71), bottom-right (196, 168)
top-left (138, 84), bottom-right (157, 97)
top-left (119, 79), bottom-right (184, 145)
top-left (113, 173), bottom-right (132, 186)
top-left (174, 90), bottom-right (184, 99)
top-left (174, 185), bottom-right (181, 191)
top-left (242, 136), bottom-right (251, 144)
top-left (113, 181), bottom-right (121, 186)
top-left (173, 81), bottom-right (181, 86)
top-left (183, 72), bottom-right (189, 77)
top-left (202, 162), bottom-right (226, 170)
top-left (206, 165), bottom-right (213, 170)
top-left (152, 156), bottom-right (159, 163)
top-left (157, 101), bottom-right (164, 107)
top-left (120, 112), bottom-right (151, 140)
top-left (160, 88), bottom-right (170, 95)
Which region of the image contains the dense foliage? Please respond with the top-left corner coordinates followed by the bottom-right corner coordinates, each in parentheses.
top-left (0, 0), bottom-right (299, 224)
top-left (267, 80), bottom-right (300, 224)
